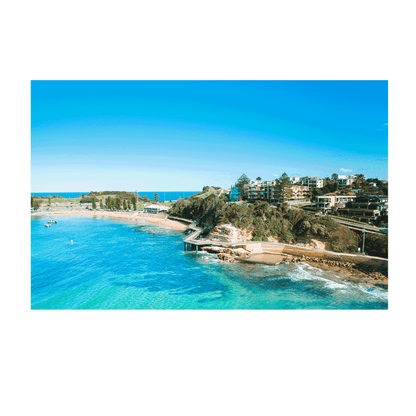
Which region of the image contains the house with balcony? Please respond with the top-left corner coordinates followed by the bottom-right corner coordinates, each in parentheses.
top-left (245, 180), bottom-right (308, 204)
top-left (300, 176), bottom-right (323, 188)
top-left (336, 175), bottom-right (357, 188)
top-left (337, 195), bottom-right (388, 223)
top-left (288, 176), bottom-right (302, 185)
top-left (290, 185), bottom-right (309, 199)
top-left (315, 194), bottom-right (356, 211)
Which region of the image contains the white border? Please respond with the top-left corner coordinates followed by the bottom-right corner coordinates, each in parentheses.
top-left (15, 66), bottom-right (403, 326)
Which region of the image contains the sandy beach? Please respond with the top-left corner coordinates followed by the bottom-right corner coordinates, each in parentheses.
top-left (31, 209), bottom-right (188, 231)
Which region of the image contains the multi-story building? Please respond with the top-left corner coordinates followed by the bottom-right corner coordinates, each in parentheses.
top-left (315, 194), bottom-right (356, 211)
top-left (336, 175), bottom-right (357, 188)
top-left (290, 185), bottom-right (309, 199)
top-left (288, 176), bottom-right (324, 188)
top-left (246, 179), bottom-right (274, 201)
top-left (288, 177), bottom-right (302, 185)
top-left (300, 176), bottom-right (324, 188)
top-left (337, 195), bottom-right (388, 222)
top-left (245, 180), bottom-right (308, 203)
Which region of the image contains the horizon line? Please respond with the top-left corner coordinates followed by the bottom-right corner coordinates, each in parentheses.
top-left (31, 190), bottom-right (203, 193)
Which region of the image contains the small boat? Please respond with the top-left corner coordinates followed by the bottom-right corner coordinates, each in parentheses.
top-left (44, 223), bottom-right (51, 227)
top-left (47, 219), bottom-right (57, 224)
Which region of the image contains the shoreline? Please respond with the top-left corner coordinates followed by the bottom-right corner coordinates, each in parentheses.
top-left (31, 210), bottom-right (188, 231)
top-left (199, 242), bottom-right (388, 288)
top-left (32, 210), bottom-right (387, 289)
top-left (225, 251), bottom-right (388, 289)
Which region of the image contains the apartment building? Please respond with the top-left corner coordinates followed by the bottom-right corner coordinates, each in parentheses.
top-left (245, 179), bottom-right (308, 203)
top-left (246, 180), bottom-right (275, 201)
top-left (315, 194), bottom-right (356, 210)
top-left (337, 195), bottom-right (388, 222)
top-left (288, 177), bottom-right (302, 185)
top-left (336, 175), bottom-right (357, 188)
top-left (289, 176), bottom-right (324, 188)
top-left (300, 176), bottom-right (324, 188)
top-left (290, 185), bottom-right (309, 199)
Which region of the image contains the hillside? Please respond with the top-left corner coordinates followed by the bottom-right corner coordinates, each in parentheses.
top-left (169, 189), bottom-right (387, 258)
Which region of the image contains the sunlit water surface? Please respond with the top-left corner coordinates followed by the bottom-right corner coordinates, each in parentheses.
top-left (31, 216), bottom-right (388, 309)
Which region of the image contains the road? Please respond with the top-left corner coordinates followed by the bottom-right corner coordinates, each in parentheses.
top-left (332, 218), bottom-right (387, 234)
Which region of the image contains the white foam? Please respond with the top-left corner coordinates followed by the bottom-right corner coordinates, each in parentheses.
top-left (357, 285), bottom-right (388, 300)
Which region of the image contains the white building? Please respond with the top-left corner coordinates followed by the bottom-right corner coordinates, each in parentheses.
top-left (300, 176), bottom-right (324, 188)
top-left (144, 204), bottom-right (170, 214)
top-left (245, 180), bottom-right (308, 202)
top-left (288, 176), bottom-right (324, 188)
top-left (288, 177), bottom-right (302, 184)
top-left (315, 194), bottom-right (356, 210)
top-left (336, 175), bottom-right (357, 188)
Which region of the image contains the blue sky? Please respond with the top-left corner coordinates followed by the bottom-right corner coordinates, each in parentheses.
top-left (31, 81), bottom-right (388, 191)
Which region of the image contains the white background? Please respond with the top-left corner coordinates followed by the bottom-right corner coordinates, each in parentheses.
top-left (14, 66), bottom-right (403, 326)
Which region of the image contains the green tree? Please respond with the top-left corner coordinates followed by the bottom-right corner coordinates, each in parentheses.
top-left (154, 193), bottom-right (159, 203)
top-left (256, 176), bottom-right (262, 181)
top-left (331, 173), bottom-right (339, 182)
top-left (32, 198), bottom-right (41, 210)
top-left (114, 197), bottom-right (121, 210)
top-left (123, 199), bottom-right (127, 210)
top-left (355, 174), bottom-right (365, 187)
top-left (130, 196), bottom-right (137, 210)
top-left (92, 198), bottom-right (97, 209)
top-left (253, 200), bottom-right (270, 219)
top-left (236, 173), bottom-right (250, 201)
top-left (31, 196), bottom-right (34, 207)
top-left (100, 199), bottom-right (103, 210)
top-left (275, 173), bottom-right (293, 204)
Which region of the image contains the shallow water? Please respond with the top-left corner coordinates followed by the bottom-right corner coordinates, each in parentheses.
top-left (31, 216), bottom-right (388, 309)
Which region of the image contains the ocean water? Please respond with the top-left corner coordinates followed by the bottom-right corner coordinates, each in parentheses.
top-left (31, 192), bottom-right (89, 198)
top-left (31, 191), bottom-right (199, 201)
top-left (31, 216), bottom-right (388, 309)
top-left (137, 191), bottom-right (199, 201)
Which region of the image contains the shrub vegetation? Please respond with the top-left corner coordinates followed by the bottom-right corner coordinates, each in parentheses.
top-left (169, 191), bottom-right (364, 254)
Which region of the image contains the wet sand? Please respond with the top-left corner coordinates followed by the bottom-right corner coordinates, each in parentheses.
top-left (31, 210), bottom-right (188, 231)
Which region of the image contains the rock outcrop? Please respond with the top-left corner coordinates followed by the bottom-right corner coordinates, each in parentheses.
top-left (208, 224), bottom-right (243, 243)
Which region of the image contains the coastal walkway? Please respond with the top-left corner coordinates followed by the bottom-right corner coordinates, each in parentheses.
top-left (176, 218), bottom-right (387, 265)
top-left (331, 218), bottom-right (387, 234)
top-left (171, 217), bottom-right (249, 253)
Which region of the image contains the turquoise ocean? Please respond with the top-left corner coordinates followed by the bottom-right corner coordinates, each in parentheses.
top-left (31, 215), bottom-right (388, 309)
top-left (31, 191), bottom-right (199, 201)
